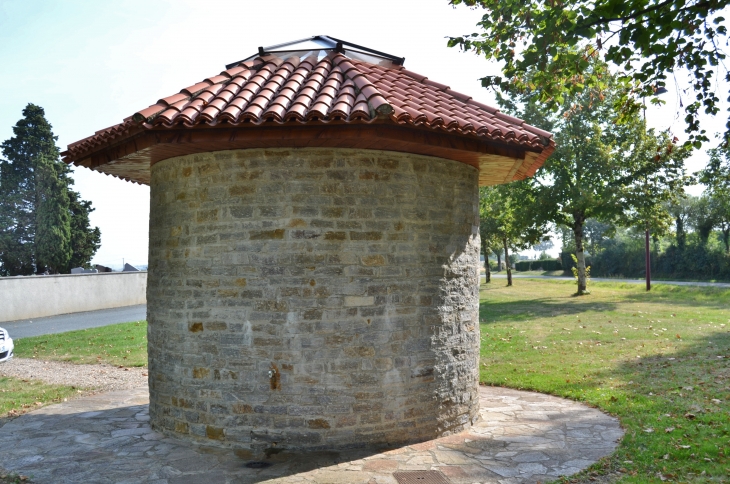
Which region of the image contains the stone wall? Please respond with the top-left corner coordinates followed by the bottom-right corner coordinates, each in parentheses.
top-left (147, 147), bottom-right (480, 451)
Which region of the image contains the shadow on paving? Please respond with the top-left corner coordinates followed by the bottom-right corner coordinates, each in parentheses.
top-left (0, 386), bottom-right (622, 484)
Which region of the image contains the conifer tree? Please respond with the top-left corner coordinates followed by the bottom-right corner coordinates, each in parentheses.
top-left (65, 190), bottom-right (101, 273)
top-left (0, 104), bottom-right (100, 275)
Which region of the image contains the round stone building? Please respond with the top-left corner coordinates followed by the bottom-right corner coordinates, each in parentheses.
top-left (64, 36), bottom-right (554, 452)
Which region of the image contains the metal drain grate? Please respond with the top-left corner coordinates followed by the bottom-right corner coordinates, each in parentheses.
top-left (393, 470), bottom-right (452, 484)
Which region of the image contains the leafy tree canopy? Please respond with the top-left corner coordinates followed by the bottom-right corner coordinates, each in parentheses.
top-left (497, 61), bottom-right (690, 293)
top-left (448, 0), bottom-right (730, 146)
top-left (480, 182), bottom-right (549, 285)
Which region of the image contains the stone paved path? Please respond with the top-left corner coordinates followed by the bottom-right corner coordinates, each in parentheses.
top-left (0, 386), bottom-right (622, 484)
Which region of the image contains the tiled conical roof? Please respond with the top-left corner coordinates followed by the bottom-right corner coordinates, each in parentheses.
top-left (63, 37), bottom-right (554, 186)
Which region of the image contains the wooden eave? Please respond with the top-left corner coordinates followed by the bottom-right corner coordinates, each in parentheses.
top-left (66, 122), bottom-right (554, 186)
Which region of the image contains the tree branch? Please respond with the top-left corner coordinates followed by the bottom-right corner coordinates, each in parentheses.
top-left (578, 0), bottom-right (711, 30)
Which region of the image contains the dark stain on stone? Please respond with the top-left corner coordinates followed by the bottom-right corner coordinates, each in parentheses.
top-left (269, 363), bottom-right (281, 390)
top-left (411, 367), bottom-right (435, 378)
top-left (189, 322), bottom-right (203, 333)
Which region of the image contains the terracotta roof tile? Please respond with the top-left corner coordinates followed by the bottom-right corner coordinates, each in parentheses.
top-left (64, 49), bottom-right (554, 183)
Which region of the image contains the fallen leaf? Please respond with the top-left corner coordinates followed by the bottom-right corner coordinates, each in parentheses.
top-left (684, 413), bottom-right (696, 420)
top-left (665, 427), bottom-right (675, 433)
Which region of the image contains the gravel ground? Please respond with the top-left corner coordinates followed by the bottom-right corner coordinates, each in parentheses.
top-left (0, 358), bottom-right (148, 392)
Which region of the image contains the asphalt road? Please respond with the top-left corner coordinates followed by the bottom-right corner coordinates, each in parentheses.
top-left (1, 305), bottom-right (147, 339)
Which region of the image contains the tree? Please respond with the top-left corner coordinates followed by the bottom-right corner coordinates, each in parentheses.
top-left (709, 190), bottom-right (730, 252)
top-left (0, 104), bottom-right (100, 275)
top-left (666, 195), bottom-right (696, 250)
top-left (583, 219), bottom-right (614, 257)
top-left (533, 239), bottom-right (554, 253)
top-left (448, 0), bottom-right (730, 146)
top-left (65, 190), bottom-right (102, 272)
top-left (478, 208), bottom-right (500, 283)
top-left (701, 145), bottom-right (730, 251)
top-left (498, 64), bottom-right (689, 294)
top-left (34, 153), bottom-right (72, 272)
top-left (480, 183), bottom-right (548, 286)
top-left (689, 194), bottom-right (718, 245)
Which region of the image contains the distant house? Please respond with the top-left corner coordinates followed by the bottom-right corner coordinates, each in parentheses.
top-left (70, 267), bottom-right (98, 274)
top-left (122, 263), bottom-right (140, 272)
top-left (95, 264), bottom-right (113, 273)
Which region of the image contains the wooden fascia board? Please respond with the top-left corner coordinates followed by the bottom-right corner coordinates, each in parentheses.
top-left (67, 124), bottom-right (545, 186)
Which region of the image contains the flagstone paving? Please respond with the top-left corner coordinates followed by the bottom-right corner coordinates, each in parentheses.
top-left (0, 385), bottom-right (622, 484)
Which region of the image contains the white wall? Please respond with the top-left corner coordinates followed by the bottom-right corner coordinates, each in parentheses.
top-left (0, 272), bottom-right (147, 322)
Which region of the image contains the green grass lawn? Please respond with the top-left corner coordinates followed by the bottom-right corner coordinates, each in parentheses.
top-left (0, 376), bottom-right (79, 419)
top-left (1, 321), bottom-right (147, 420)
top-left (480, 279), bottom-right (730, 482)
top-left (3, 285), bottom-right (730, 481)
top-left (14, 320), bottom-right (148, 367)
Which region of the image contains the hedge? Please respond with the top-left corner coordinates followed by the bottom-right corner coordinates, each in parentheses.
top-left (514, 258), bottom-right (563, 272)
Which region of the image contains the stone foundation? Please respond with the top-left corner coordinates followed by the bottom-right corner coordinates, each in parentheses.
top-left (147, 147), bottom-right (480, 451)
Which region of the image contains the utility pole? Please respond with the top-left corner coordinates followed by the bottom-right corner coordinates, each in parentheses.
top-left (642, 86), bottom-right (667, 291)
top-left (645, 223), bottom-right (651, 291)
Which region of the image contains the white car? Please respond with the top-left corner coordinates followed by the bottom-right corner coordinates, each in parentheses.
top-left (0, 327), bottom-right (14, 362)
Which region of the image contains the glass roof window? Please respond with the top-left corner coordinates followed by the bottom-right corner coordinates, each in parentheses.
top-left (226, 36), bottom-right (405, 70)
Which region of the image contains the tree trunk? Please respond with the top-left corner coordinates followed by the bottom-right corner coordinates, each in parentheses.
top-left (483, 246), bottom-right (491, 283)
top-left (496, 252), bottom-right (502, 272)
top-left (503, 238), bottom-right (512, 286)
top-left (723, 228), bottom-right (730, 253)
top-left (676, 217), bottom-right (686, 250)
top-left (573, 217), bottom-right (588, 295)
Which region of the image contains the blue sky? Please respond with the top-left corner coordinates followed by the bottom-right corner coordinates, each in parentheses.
top-left (1, 0), bottom-right (726, 267)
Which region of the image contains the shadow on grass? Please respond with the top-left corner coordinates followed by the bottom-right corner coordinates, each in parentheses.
top-left (479, 296), bottom-right (618, 325)
top-left (500, 330), bottom-right (730, 481)
top-left (615, 284), bottom-right (730, 310)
